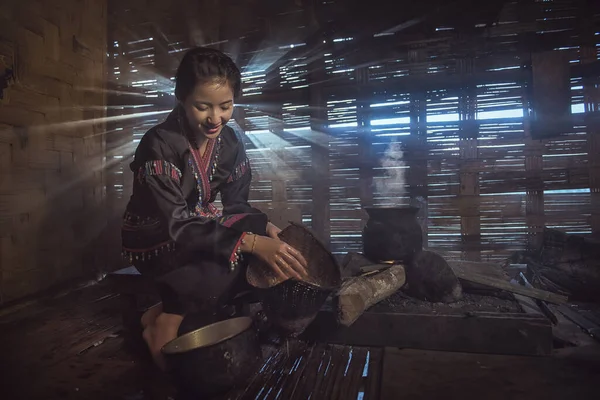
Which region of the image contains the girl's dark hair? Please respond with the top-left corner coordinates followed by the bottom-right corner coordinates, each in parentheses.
top-left (174, 47), bottom-right (242, 101)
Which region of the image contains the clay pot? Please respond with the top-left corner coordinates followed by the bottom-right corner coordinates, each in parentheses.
top-left (362, 206), bottom-right (423, 263)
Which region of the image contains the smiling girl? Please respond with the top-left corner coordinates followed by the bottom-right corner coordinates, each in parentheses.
top-left (121, 47), bottom-right (308, 369)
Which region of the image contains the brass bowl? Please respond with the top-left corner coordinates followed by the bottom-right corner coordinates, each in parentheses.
top-left (161, 317), bottom-right (262, 398)
top-left (162, 316), bottom-right (252, 354)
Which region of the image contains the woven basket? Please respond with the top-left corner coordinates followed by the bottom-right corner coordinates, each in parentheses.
top-left (257, 279), bottom-right (333, 337)
top-left (247, 222), bottom-right (341, 289)
top-left (246, 222), bottom-right (341, 336)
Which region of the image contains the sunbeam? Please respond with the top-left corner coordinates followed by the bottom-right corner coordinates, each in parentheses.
top-left (244, 129), bottom-right (300, 181)
top-left (6, 110), bottom-right (172, 136)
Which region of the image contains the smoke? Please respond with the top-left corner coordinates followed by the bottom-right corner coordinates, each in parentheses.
top-left (374, 142), bottom-right (429, 242)
top-left (376, 142), bottom-right (408, 206)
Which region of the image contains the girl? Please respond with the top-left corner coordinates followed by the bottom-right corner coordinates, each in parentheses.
top-left (121, 47), bottom-right (308, 369)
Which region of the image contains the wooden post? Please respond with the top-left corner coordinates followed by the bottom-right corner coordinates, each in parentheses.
top-left (458, 57), bottom-right (480, 261)
top-left (523, 79), bottom-right (545, 251)
top-left (407, 50), bottom-right (428, 246)
top-left (309, 38), bottom-right (330, 246)
top-left (530, 51), bottom-right (572, 140)
top-left (408, 91), bottom-right (428, 246)
top-left (356, 66), bottom-right (373, 208)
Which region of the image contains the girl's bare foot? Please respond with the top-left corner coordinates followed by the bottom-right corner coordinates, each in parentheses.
top-left (140, 302), bottom-right (163, 329)
top-left (142, 312), bottom-right (184, 371)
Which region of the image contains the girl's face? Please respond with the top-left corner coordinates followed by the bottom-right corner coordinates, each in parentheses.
top-left (181, 80), bottom-right (235, 140)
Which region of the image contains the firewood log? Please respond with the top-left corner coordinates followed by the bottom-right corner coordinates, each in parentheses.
top-left (335, 264), bottom-right (406, 327)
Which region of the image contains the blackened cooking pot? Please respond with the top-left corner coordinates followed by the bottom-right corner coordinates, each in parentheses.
top-left (362, 206), bottom-right (423, 263)
top-left (161, 316), bottom-right (262, 399)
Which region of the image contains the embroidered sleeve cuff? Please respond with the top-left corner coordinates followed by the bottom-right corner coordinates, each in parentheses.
top-left (137, 160), bottom-right (182, 184)
top-left (226, 157), bottom-right (251, 183)
top-left (229, 232), bottom-right (247, 272)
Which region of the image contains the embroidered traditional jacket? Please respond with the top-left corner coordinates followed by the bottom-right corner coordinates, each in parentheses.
top-left (121, 105), bottom-right (265, 272)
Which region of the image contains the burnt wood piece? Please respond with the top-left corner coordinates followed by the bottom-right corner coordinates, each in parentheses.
top-left (531, 229), bottom-right (600, 302)
top-left (303, 310), bottom-right (553, 356)
top-left (510, 281), bottom-right (558, 325)
top-left (341, 252), bottom-right (381, 277)
top-left (545, 304), bottom-right (599, 347)
top-left (454, 269), bottom-right (568, 304)
top-left (336, 265), bottom-right (406, 327)
top-left (448, 259), bottom-right (509, 295)
top-left (448, 259), bottom-right (507, 280)
top-left (405, 250), bottom-right (463, 303)
top-left (360, 264), bottom-right (393, 275)
top-left (517, 273), bottom-right (558, 324)
top-left (555, 306), bottom-right (600, 341)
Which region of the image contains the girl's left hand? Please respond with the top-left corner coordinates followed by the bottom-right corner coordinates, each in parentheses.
top-left (266, 222), bottom-right (282, 239)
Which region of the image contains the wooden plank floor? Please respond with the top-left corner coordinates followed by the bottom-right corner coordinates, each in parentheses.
top-left (0, 280), bottom-right (176, 400)
top-left (0, 280), bottom-right (384, 400)
top-left (1, 280), bottom-right (599, 400)
top-left (223, 343), bottom-right (381, 400)
top-left (380, 347), bottom-right (600, 400)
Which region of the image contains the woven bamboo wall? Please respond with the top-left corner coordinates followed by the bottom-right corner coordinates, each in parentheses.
top-left (0, 0), bottom-right (107, 303)
top-left (104, 0), bottom-right (600, 264)
top-left (237, 0), bottom-right (600, 261)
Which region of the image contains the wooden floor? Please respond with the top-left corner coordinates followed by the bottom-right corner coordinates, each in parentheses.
top-left (0, 280), bottom-right (176, 400)
top-left (222, 343), bottom-right (382, 400)
top-left (0, 280), bottom-right (599, 400)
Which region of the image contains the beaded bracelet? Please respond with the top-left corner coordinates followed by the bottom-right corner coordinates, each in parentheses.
top-left (229, 232), bottom-right (248, 272)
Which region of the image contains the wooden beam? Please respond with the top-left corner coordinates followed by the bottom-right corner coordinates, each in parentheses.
top-left (242, 69), bottom-right (531, 105)
top-left (447, 259), bottom-right (506, 280)
top-left (515, 274), bottom-right (558, 324)
top-left (303, 310), bottom-right (553, 356)
top-left (555, 305), bottom-right (600, 340)
top-left (454, 270), bottom-right (568, 304)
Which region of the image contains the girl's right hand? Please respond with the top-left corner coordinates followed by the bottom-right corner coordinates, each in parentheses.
top-left (246, 234), bottom-right (309, 281)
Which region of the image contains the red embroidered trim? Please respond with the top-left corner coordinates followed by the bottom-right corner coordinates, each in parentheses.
top-left (220, 213), bottom-right (249, 228)
top-left (227, 157), bottom-right (251, 183)
top-left (189, 140), bottom-right (216, 205)
top-left (200, 139), bottom-right (216, 171)
top-left (137, 160), bottom-right (182, 184)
